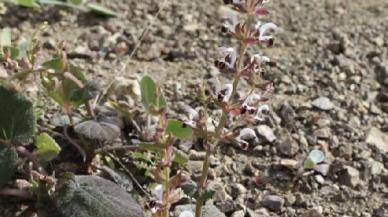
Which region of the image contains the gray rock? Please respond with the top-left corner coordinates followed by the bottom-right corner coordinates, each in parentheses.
top-left (339, 166), bottom-right (360, 188)
top-left (261, 195), bottom-right (285, 212)
top-left (186, 161), bottom-right (203, 176)
top-left (231, 210), bottom-right (245, 217)
top-left (366, 127), bottom-right (388, 153)
top-left (302, 209), bottom-right (324, 217)
top-left (257, 125), bottom-right (277, 143)
top-left (277, 133), bottom-right (299, 157)
top-left (208, 181), bottom-right (229, 202)
top-left (312, 97), bottom-right (335, 111)
top-left (314, 164), bottom-right (330, 176)
top-left (174, 204), bottom-right (225, 217)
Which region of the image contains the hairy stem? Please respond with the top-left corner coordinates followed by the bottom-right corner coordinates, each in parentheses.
top-left (195, 44), bottom-right (247, 217)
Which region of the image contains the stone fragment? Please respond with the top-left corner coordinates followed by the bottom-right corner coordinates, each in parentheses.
top-left (339, 166), bottom-right (360, 188)
top-left (312, 97), bottom-right (334, 111)
top-left (366, 127), bottom-right (388, 153)
top-left (257, 125), bottom-right (277, 143)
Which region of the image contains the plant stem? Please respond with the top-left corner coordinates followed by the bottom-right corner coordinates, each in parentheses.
top-left (195, 45), bottom-right (247, 217)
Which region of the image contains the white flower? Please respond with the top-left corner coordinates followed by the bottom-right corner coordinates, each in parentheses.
top-left (179, 210), bottom-right (194, 217)
top-left (255, 21), bottom-right (278, 42)
top-left (152, 184), bottom-right (163, 201)
top-left (251, 54), bottom-right (270, 66)
top-left (208, 77), bottom-right (233, 102)
top-left (219, 47), bottom-right (237, 69)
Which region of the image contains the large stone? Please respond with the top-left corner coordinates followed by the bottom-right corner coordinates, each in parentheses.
top-left (339, 166), bottom-right (360, 188)
top-left (261, 195), bottom-right (285, 212)
top-left (366, 127), bottom-right (388, 153)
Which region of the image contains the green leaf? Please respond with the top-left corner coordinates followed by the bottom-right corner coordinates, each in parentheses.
top-left (0, 86), bottom-right (35, 144)
top-left (86, 3), bottom-right (117, 17)
top-left (198, 190), bottom-right (215, 203)
top-left (0, 28), bottom-right (12, 47)
top-left (138, 143), bottom-right (162, 152)
top-left (42, 58), bottom-right (65, 71)
top-left (166, 119), bottom-right (193, 139)
top-left (303, 158), bottom-right (315, 169)
top-left (173, 149), bottom-right (188, 165)
top-left (16, 0), bottom-right (40, 8)
top-left (34, 133), bottom-right (61, 162)
top-left (0, 144), bottom-right (18, 188)
top-left (66, 0), bottom-right (83, 5)
top-left (140, 76), bottom-right (166, 114)
top-left (181, 182), bottom-right (197, 198)
top-left (55, 175), bottom-right (143, 217)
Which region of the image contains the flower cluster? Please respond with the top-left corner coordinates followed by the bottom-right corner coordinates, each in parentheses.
top-left (185, 1), bottom-right (278, 216)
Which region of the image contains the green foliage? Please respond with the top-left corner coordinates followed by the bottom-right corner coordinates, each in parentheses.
top-left (0, 28), bottom-right (12, 48)
top-left (140, 76), bottom-right (166, 114)
top-left (0, 86), bottom-right (35, 144)
top-left (34, 132), bottom-right (61, 162)
top-left (86, 3), bottom-right (116, 17)
top-left (0, 144), bottom-right (18, 188)
top-left (173, 149), bottom-right (188, 165)
top-left (181, 182), bottom-right (215, 203)
top-left (16, 0), bottom-right (40, 7)
top-left (166, 119), bottom-right (193, 140)
top-left (129, 151), bottom-right (156, 178)
top-left (41, 59), bottom-right (89, 109)
top-left (55, 175), bottom-right (143, 217)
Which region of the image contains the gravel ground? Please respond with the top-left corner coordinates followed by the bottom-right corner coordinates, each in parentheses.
top-left (0, 0), bottom-right (387, 216)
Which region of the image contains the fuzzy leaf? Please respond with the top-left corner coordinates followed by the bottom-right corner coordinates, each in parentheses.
top-left (0, 144), bottom-right (18, 188)
top-left (140, 76), bottom-right (166, 113)
top-left (0, 28), bottom-right (12, 47)
top-left (86, 3), bottom-right (117, 17)
top-left (0, 86), bottom-right (35, 144)
top-left (34, 133), bottom-right (61, 162)
top-left (166, 119), bottom-right (193, 140)
top-left (74, 120), bottom-right (120, 141)
top-left (55, 175), bottom-right (143, 217)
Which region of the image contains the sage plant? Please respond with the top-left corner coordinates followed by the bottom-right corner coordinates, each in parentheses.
top-left (185, 0), bottom-right (278, 216)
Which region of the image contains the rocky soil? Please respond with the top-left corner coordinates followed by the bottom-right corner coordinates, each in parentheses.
top-left (1, 0), bottom-right (388, 216)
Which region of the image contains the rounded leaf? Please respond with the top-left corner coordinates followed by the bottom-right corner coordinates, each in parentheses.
top-left (34, 133), bottom-right (61, 162)
top-left (74, 120), bottom-right (120, 141)
top-left (0, 86), bottom-right (35, 144)
top-left (166, 119), bottom-right (193, 140)
top-left (140, 76), bottom-right (166, 113)
top-left (0, 144), bottom-right (18, 187)
top-left (55, 175), bottom-right (143, 217)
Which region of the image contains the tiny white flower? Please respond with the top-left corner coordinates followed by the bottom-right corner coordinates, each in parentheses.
top-left (255, 21), bottom-right (278, 41)
top-left (179, 210), bottom-right (194, 217)
top-left (152, 184), bottom-right (163, 201)
top-left (219, 47), bottom-right (237, 68)
top-left (222, 83), bottom-right (233, 102)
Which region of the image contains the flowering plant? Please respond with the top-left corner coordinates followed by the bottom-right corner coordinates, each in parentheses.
top-left (147, 0), bottom-right (278, 216)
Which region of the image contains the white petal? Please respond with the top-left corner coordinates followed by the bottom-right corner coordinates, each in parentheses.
top-left (219, 47), bottom-right (237, 67)
top-left (179, 210), bottom-right (194, 217)
top-left (252, 54), bottom-right (270, 64)
top-left (209, 77), bottom-right (222, 94)
top-left (222, 83), bottom-right (233, 102)
top-left (259, 22), bottom-right (278, 39)
top-left (258, 104), bottom-right (270, 114)
top-left (152, 185), bottom-right (164, 201)
top-left (244, 93), bottom-right (262, 106)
